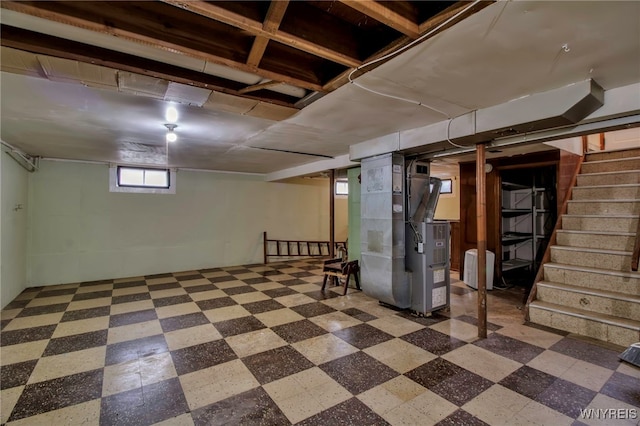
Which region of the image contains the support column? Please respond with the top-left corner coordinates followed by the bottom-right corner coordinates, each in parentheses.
top-left (329, 169), bottom-right (335, 258)
top-left (476, 143), bottom-right (487, 338)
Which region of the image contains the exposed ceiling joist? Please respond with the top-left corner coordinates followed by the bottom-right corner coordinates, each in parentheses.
top-left (1, 0), bottom-right (477, 105)
top-left (0, 0), bottom-right (324, 92)
top-left (160, 0), bottom-right (361, 68)
top-left (246, 37), bottom-right (270, 68)
top-left (263, 0), bottom-right (290, 33)
top-left (238, 80), bottom-right (283, 95)
top-left (246, 0), bottom-right (289, 68)
top-left (323, 0), bottom-right (494, 92)
top-left (322, 35), bottom-right (411, 92)
top-left (0, 25), bottom-right (300, 108)
top-left (339, 0), bottom-right (420, 39)
top-left (418, 1), bottom-right (492, 33)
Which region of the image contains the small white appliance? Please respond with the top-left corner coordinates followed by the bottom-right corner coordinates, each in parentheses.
top-left (463, 249), bottom-right (495, 290)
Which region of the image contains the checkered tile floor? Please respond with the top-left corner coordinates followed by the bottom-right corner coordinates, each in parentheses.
top-left (1, 259), bottom-right (638, 425)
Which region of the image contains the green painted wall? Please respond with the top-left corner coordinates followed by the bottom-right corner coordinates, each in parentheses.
top-left (347, 167), bottom-right (361, 263)
top-left (27, 161), bottom-right (348, 286)
top-left (1, 147), bottom-right (29, 308)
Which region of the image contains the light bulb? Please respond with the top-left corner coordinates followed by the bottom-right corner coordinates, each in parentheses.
top-left (166, 131), bottom-right (177, 143)
top-left (165, 106), bottom-right (178, 123)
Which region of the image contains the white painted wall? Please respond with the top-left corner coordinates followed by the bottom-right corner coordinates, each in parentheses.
top-left (548, 129), bottom-right (640, 154)
top-left (589, 128), bottom-right (640, 151)
top-left (28, 161), bottom-right (348, 286)
top-left (1, 147), bottom-right (29, 308)
top-left (544, 137), bottom-right (583, 155)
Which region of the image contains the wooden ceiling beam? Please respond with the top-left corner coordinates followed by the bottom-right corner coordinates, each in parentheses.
top-left (322, 35), bottom-right (410, 92)
top-left (247, 36), bottom-right (270, 68)
top-left (338, 0), bottom-right (420, 39)
top-left (1, 25), bottom-right (299, 108)
top-left (418, 1), bottom-right (492, 34)
top-left (263, 0), bottom-right (290, 33)
top-left (1, 1), bottom-right (324, 92)
top-left (238, 80), bottom-right (283, 95)
top-left (324, 1), bottom-right (494, 92)
top-left (161, 0), bottom-right (361, 68)
top-left (247, 0), bottom-right (289, 68)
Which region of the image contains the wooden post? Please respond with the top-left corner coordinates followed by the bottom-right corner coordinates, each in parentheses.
top-left (599, 133), bottom-right (605, 151)
top-left (329, 169), bottom-right (335, 258)
top-left (476, 143), bottom-right (488, 338)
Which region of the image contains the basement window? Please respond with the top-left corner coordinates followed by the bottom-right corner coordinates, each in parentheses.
top-left (441, 179), bottom-right (453, 194)
top-left (335, 180), bottom-right (348, 196)
top-left (118, 166), bottom-right (169, 188)
top-left (429, 179), bottom-right (453, 195)
top-left (109, 166), bottom-right (176, 194)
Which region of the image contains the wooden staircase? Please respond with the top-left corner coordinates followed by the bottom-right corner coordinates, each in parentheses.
top-left (527, 147), bottom-right (640, 347)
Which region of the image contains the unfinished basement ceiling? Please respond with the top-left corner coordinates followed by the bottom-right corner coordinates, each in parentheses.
top-left (1, 0), bottom-right (471, 106)
top-left (1, 1), bottom-right (639, 175)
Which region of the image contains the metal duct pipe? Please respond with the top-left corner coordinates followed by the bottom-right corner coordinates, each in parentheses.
top-left (351, 79), bottom-right (606, 161)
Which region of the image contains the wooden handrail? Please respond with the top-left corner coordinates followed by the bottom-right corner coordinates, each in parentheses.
top-left (632, 215), bottom-right (640, 271)
top-left (524, 153), bottom-right (585, 321)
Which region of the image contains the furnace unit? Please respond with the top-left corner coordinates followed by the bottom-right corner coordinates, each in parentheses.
top-left (360, 153), bottom-right (450, 316)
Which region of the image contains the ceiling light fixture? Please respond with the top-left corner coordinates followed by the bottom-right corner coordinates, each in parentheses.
top-left (165, 106), bottom-right (178, 123)
top-left (164, 123), bottom-right (178, 143)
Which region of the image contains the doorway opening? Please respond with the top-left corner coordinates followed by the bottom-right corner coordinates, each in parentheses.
top-left (498, 165), bottom-right (557, 296)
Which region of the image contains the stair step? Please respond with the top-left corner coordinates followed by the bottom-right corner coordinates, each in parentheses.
top-left (577, 170), bottom-right (640, 186)
top-left (536, 281), bottom-right (640, 321)
top-left (572, 184), bottom-right (640, 200)
top-left (530, 147), bottom-right (640, 347)
top-left (581, 156), bottom-right (640, 174)
top-left (550, 245), bottom-right (632, 270)
top-left (528, 300), bottom-right (640, 347)
top-left (585, 147), bottom-right (640, 162)
top-left (556, 229), bottom-right (635, 251)
top-left (566, 200), bottom-right (640, 215)
top-left (543, 262), bottom-right (640, 295)
top-left (561, 214), bottom-right (639, 232)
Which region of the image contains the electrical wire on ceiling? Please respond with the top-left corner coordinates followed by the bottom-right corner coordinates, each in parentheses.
top-left (347, 0), bottom-right (482, 108)
top-left (347, 0), bottom-right (483, 150)
top-left (446, 116), bottom-right (468, 149)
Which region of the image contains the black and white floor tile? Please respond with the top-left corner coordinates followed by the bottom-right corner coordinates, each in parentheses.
top-left (1, 259), bottom-right (638, 425)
